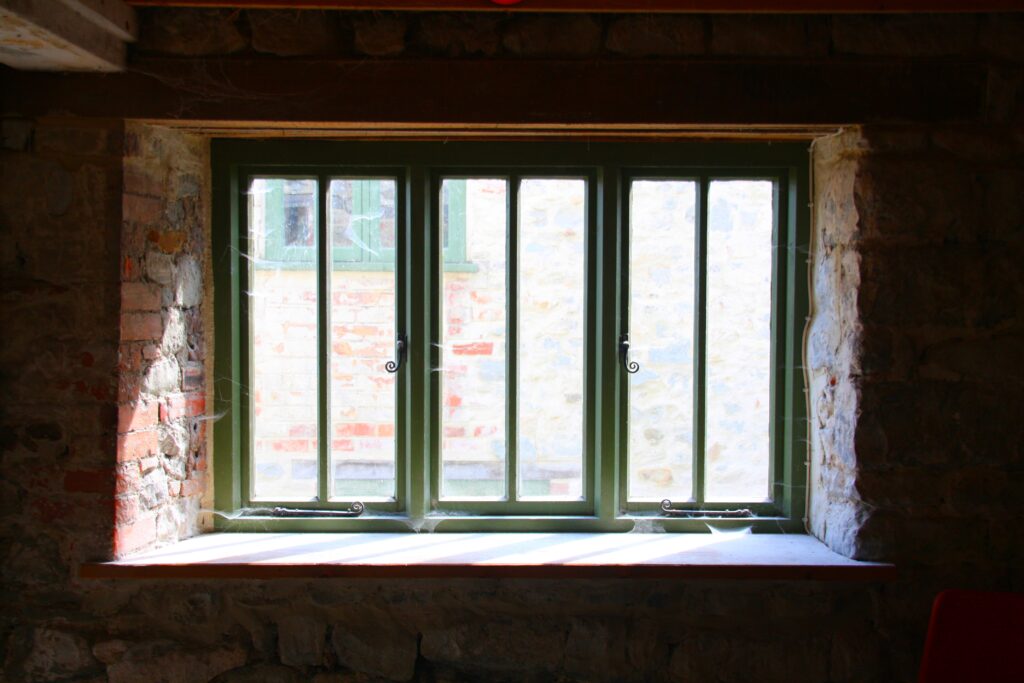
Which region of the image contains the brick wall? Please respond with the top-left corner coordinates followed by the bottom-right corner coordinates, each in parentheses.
top-left (115, 123), bottom-right (210, 553)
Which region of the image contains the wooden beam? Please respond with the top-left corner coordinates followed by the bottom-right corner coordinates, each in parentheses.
top-left (123, 0), bottom-right (1024, 12)
top-left (0, 0), bottom-right (127, 71)
top-left (1, 57), bottom-right (986, 125)
top-left (57, 0), bottom-right (138, 42)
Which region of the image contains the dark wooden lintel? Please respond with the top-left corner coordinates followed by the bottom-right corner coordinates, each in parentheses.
top-left (2, 58), bottom-right (985, 126)
top-left (124, 0), bottom-right (1024, 13)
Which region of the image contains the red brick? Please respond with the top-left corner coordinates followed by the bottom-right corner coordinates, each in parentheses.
top-left (118, 373), bottom-right (141, 403)
top-left (123, 193), bottom-right (163, 224)
top-left (119, 343), bottom-right (143, 374)
top-left (180, 477), bottom-right (204, 498)
top-left (378, 424), bottom-right (395, 438)
top-left (444, 426), bottom-right (466, 438)
top-left (120, 312), bottom-right (162, 342)
top-left (289, 423), bottom-right (317, 437)
top-left (117, 430), bottom-right (158, 462)
top-left (121, 282), bottom-right (161, 312)
top-left (64, 469), bottom-right (112, 494)
top-left (332, 439), bottom-right (354, 452)
top-left (452, 342), bottom-right (494, 356)
top-left (272, 439), bottom-right (311, 453)
top-left (119, 401), bottom-right (159, 433)
top-left (116, 463), bottom-right (141, 495)
top-left (114, 514), bottom-right (157, 556)
top-left (115, 496), bottom-right (140, 525)
top-left (336, 422), bottom-right (375, 437)
top-left (161, 392), bottom-right (206, 422)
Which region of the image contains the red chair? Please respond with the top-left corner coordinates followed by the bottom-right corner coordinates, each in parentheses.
top-left (919, 590), bottom-right (1024, 683)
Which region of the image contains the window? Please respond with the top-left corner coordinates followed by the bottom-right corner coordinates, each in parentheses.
top-left (212, 141), bottom-right (808, 532)
top-left (255, 177), bottom-right (469, 270)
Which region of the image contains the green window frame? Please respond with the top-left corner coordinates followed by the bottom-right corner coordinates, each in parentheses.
top-left (212, 140), bottom-right (809, 533)
top-left (259, 177), bottom-right (471, 271)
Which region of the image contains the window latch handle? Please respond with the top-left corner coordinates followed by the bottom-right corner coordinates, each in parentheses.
top-left (386, 334), bottom-right (407, 373)
top-left (660, 500), bottom-right (754, 518)
top-left (619, 333), bottom-right (640, 374)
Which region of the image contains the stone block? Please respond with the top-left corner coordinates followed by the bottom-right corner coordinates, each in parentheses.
top-left (331, 610), bottom-right (417, 681)
top-left (122, 282), bottom-right (161, 312)
top-left (606, 15), bottom-right (704, 57)
top-left (2, 118), bottom-right (33, 150)
top-left (249, 10), bottom-right (341, 56)
top-left (711, 15), bottom-right (822, 56)
top-left (503, 15), bottom-right (602, 57)
top-left (833, 14), bottom-right (977, 57)
top-left (421, 619), bottom-right (564, 679)
top-left (277, 615), bottom-right (326, 667)
top-left (353, 13), bottom-right (407, 57)
top-left (138, 9), bottom-right (248, 56)
top-left (418, 13), bottom-right (502, 57)
top-left (123, 193), bottom-right (163, 225)
top-left (106, 641), bottom-right (247, 683)
top-left (5, 627), bottom-right (99, 681)
top-left (210, 663), bottom-right (303, 683)
top-left (176, 255), bottom-right (203, 308)
top-left (145, 250), bottom-right (176, 286)
top-left (143, 356), bottom-right (181, 396)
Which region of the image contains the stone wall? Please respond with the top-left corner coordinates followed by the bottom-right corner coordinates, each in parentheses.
top-left (117, 123), bottom-right (210, 552)
top-left (809, 126), bottom-right (1024, 570)
top-left (1, 9), bottom-right (1023, 683)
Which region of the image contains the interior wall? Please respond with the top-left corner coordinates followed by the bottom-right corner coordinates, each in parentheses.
top-left (1, 9), bottom-right (1022, 683)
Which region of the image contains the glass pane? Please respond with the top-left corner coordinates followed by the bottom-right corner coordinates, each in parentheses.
top-left (627, 181), bottom-right (696, 502)
top-left (705, 180), bottom-right (774, 502)
top-left (441, 179), bottom-right (507, 499)
top-left (329, 179), bottom-right (398, 500)
top-left (518, 178), bottom-right (586, 500)
top-left (248, 177), bottom-right (318, 501)
top-left (329, 180), bottom-right (356, 249)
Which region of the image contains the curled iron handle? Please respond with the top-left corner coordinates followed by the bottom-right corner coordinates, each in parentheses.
top-left (619, 334), bottom-right (640, 374)
top-left (660, 500), bottom-right (754, 518)
top-left (385, 334), bottom-right (407, 373)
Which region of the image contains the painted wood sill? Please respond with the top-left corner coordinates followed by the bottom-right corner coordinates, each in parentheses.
top-left (81, 532), bottom-right (895, 580)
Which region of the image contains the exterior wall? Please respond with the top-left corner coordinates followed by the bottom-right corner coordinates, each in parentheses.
top-left (0, 10), bottom-right (1022, 683)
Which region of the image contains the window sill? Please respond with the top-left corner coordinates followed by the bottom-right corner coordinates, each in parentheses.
top-left (81, 533), bottom-right (895, 581)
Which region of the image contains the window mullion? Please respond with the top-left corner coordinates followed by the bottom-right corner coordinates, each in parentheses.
top-left (317, 174), bottom-right (331, 504)
top-left (394, 172), bottom-right (408, 509)
top-left (507, 175), bottom-right (519, 503)
top-left (693, 176), bottom-right (709, 506)
top-left (598, 165), bottom-right (621, 521)
top-left (411, 166), bottom-right (431, 519)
